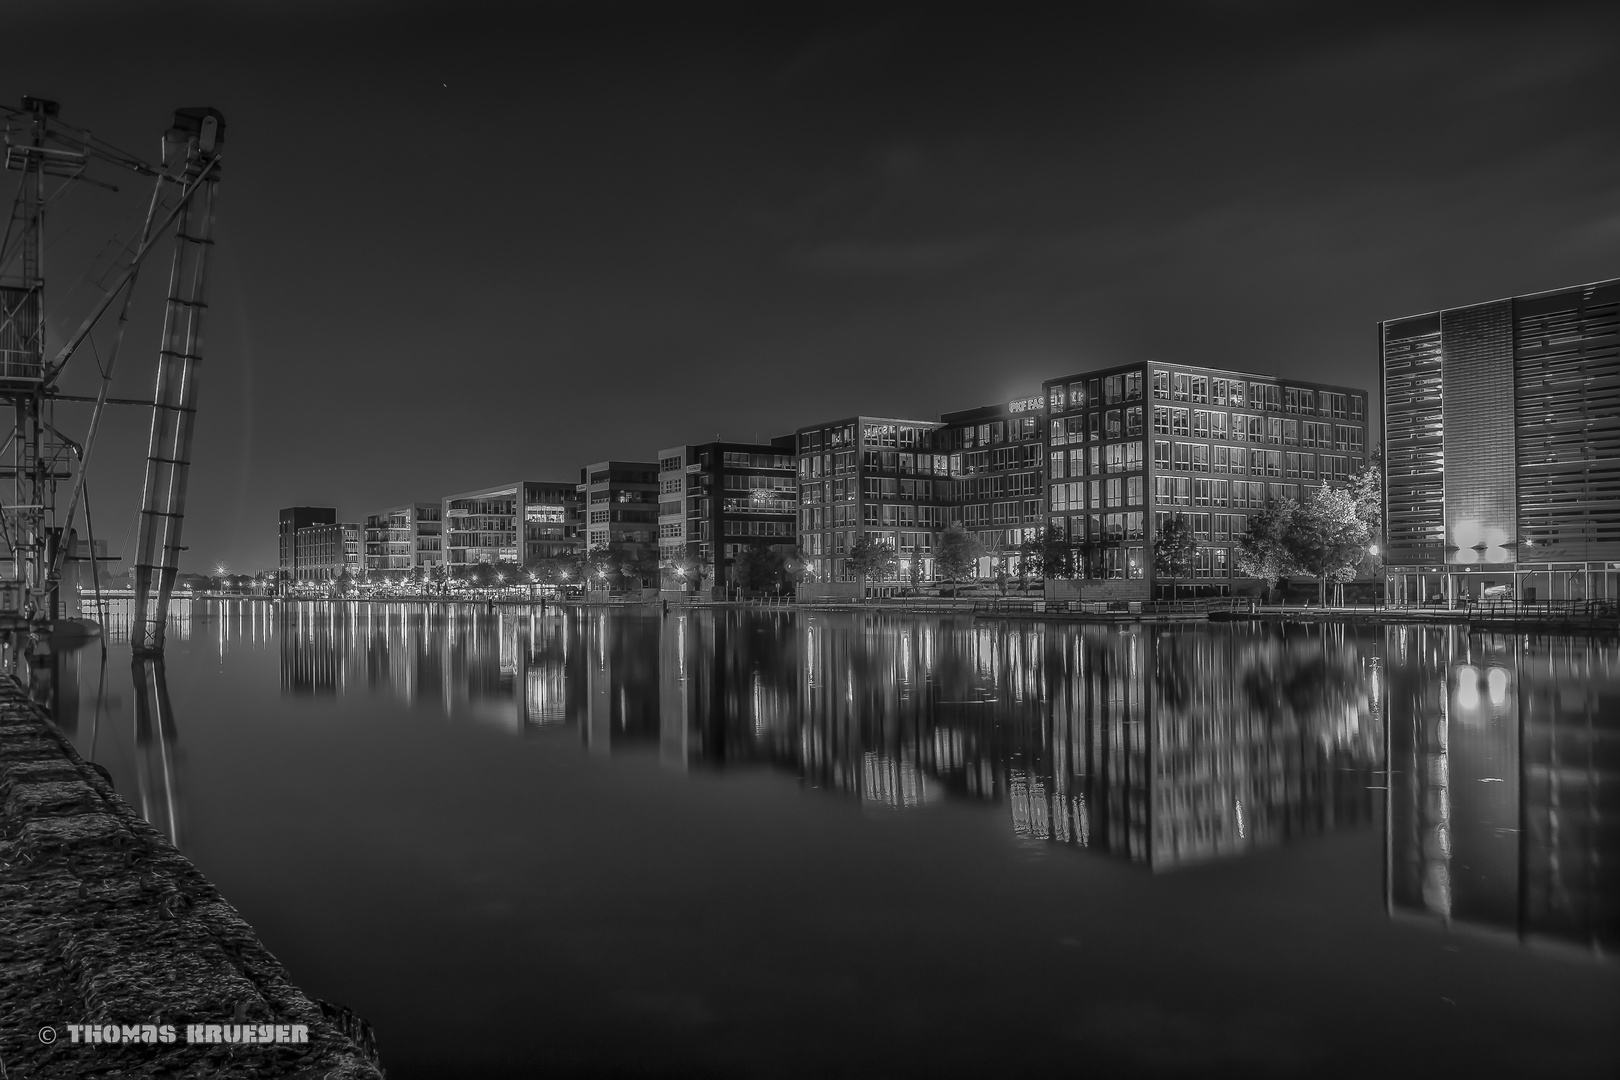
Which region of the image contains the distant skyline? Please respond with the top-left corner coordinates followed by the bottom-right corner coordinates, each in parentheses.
top-left (7, 0), bottom-right (1618, 572)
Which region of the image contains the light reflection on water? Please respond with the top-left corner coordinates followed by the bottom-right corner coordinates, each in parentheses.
top-left (35, 600), bottom-right (1620, 1077)
top-left (53, 600), bottom-right (1618, 950)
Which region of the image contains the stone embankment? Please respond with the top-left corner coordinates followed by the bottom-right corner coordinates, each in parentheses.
top-left (0, 678), bottom-right (383, 1079)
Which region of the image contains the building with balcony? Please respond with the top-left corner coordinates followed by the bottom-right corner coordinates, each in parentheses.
top-left (519, 481), bottom-right (584, 566)
top-left (795, 415), bottom-right (946, 595)
top-left (363, 502), bottom-right (442, 577)
top-left (442, 481), bottom-right (582, 569)
top-left (1379, 278), bottom-right (1620, 605)
top-left (657, 446), bottom-right (690, 581)
top-left (1043, 363), bottom-right (1369, 600)
top-left (577, 461), bottom-right (659, 586)
top-left (278, 506), bottom-right (336, 581)
top-left (676, 438), bottom-right (796, 594)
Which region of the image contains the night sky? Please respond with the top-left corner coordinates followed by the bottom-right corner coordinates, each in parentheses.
top-left (7, 0), bottom-right (1618, 574)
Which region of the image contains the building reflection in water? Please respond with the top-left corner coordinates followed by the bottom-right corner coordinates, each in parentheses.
top-left (1386, 627), bottom-right (1619, 953)
top-left (275, 606), bottom-right (1393, 871)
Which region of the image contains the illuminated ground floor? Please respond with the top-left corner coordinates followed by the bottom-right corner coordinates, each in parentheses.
top-left (1385, 562), bottom-right (1620, 605)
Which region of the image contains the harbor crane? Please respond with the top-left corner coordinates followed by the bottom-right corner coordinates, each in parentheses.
top-left (0, 96), bottom-right (224, 655)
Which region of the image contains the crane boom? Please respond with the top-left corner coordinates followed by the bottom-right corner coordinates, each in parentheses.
top-left (131, 108), bottom-right (224, 653)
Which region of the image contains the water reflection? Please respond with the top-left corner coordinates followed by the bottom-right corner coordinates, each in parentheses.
top-left (36, 603), bottom-right (1620, 956)
top-left (1386, 626), bottom-right (1619, 952)
top-left (277, 605), bottom-right (1387, 870)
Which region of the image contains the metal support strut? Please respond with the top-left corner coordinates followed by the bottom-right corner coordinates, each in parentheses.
top-left (131, 108), bottom-right (224, 653)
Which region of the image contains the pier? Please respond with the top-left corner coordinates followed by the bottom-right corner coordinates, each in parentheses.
top-left (0, 677), bottom-right (383, 1079)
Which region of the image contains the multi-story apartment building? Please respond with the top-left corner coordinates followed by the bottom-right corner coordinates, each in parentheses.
top-left (442, 481), bottom-right (583, 569)
top-left (673, 438), bottom-right (797, 593)
top-left (578, 461), bottom-right (659, 584)
top-left (291, 521), bottom-right (362, 582)
top-left (795, 415), bottom-right (946, 594)
top-left (1043, 363), bottom-right (1369, 600)
top-left (363, 502), bottom-right (443, 576)
top-left (1379, 278), bottom-right (1619, 605)
top-left (278, 506), bottom-right (335, 580)
top-left (519, 481), bottom-right (584, 565)
top-left (657, 446), bottom-right (689, 577)
top-left (934, 396), bottom-right (1047, 578)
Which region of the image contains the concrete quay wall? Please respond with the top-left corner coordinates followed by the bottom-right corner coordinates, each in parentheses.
top-left (0, 678), bottom-right (384, 1079)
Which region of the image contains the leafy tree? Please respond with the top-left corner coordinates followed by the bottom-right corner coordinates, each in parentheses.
top-left (661, 550), bottom-right (698, 590)
top-left (1287, 484), bottom-right (1373, 606)
top-left (934, 524), bottom-right (982, 593)
top-left (332, 569), bottom-right (355, 597)
top-left (1153, 515), bottom-right (1198, 594)
top-left (1018, 530), bottom-right (1049, 585)
top-left (630, 546), bottom-right (662, 591)
top-left (1235, 501), bottom-right (1298, 603)
top-left (582, 545), bottom-right (615, 591)
top-left (1347, 456), bottom-right (1384, 578)
top-left (1035, 524), bottom-right (1075, 580)
top-left (982, 534), bottom-right (1012, 595)
top-left (906, 549), bottom-right (924, 591)
top-left (735, 542), bottom-right (787, 594)
top-left (847, 535), bottom-right (898, 597)
top-left (785, 548), bottom-right (814, 586)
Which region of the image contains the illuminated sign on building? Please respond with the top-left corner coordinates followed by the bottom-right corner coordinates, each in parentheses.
top-left (1008, 396), bottom-right (1045, 413)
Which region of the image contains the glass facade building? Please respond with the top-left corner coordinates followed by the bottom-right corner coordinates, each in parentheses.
top-left (1379, 278), bottom-right (1620, 604)
top-left (1043, 364), bottom-right (1368, 599)
top-left (442, 481), bottom-right (582, 568)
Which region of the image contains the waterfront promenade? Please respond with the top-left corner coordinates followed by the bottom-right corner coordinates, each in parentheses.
top-left (0, 676), bottom-right (383, 1079)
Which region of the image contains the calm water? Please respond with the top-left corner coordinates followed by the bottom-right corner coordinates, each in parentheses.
top-left (38, 601), bottom-right (1620, 1078)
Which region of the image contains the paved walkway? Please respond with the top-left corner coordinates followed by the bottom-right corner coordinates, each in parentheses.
top-left (0, 677), bottom-right (383, 1079)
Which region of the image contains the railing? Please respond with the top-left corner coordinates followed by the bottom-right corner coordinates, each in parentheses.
top-left (1458, 597), bottom-right (1618, 620)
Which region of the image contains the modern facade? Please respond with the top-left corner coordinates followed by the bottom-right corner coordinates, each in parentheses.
top-left (363, 502), bottom-right (443, 576)
top-left (291, 521), bottom-right (362, 582)
top-left (442, 481), bottom-right (583, 568)
top-left (578, 461), bottom-right (659, 584)
top-left (657, 446), bottom-right (690, 578)
top-left (519, 481), bottom-right (584, 565)
top-left (1042, 363), bottom-right (1369, 600)
top-left (1380, 278), bottom-right (1620, 604)
top-left (935, 395), bottom-right (1047, 579)
top-left (278, 506), bottom-right (336, 580)
top-left (794, 415), bottom-right (946, 593)
top-left (664, 438), bottom-right (797, 593)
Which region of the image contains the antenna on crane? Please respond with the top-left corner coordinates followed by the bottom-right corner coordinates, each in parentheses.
top-left (0, 98), bottom-right (224, 659)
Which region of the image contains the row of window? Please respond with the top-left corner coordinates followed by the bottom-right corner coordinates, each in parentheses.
top-left (1149, 408), bottom-right (1363, 449)
top-left (1048, 371), bottom-right (1144, 412)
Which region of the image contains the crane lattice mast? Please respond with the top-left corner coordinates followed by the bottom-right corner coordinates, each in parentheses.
top-left (0, 98), bottom-right (224, 656)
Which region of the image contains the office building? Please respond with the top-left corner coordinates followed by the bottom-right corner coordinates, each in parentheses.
top-left (278, 506), bottom-right (336, 580)
top-left (934, 395), bottom-right (1047, 579)
top-left (1379, 278), bottom-right (1620, 604)
top-left (363, 502), bottom-right (443, 577)
top-left (292, 521), bottom-right (362, 582)
top-left (442, 481), bottom-right (582, 569)
top-left (794, 415), bottom-right (946, 596)
top-left (1042, 363), bottom-right (1369, 600)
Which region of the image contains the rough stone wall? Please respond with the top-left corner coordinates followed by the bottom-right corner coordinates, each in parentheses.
top-left (0, 677), bottom-right (384, 1079)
